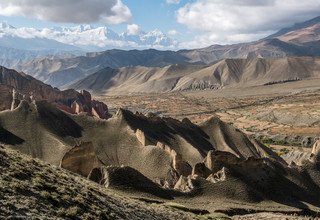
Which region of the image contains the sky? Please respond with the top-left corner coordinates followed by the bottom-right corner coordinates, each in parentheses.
top-left (0, 0), bottom-right (319, 49)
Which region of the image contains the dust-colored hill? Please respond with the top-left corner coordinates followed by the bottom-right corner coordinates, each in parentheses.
top-left (0, 145), bottom-right (195, 219)
top-left (10, 49), bottom-right (191, 88)
top-left (70, 57), bottom-right (320, 94)
top-left (179, 38), bottom-right (314, 64)
top-left (1, 101), bottom-right (320, 216)
top-left (277, 24), bottom-right (320, 45)
top-left (71, 64), bottom-right (205, 93)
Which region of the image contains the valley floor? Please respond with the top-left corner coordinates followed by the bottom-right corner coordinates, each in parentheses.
top-left (101, 79), bottom-right (320, 151)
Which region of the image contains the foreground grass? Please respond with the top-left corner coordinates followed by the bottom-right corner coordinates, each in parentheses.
top-left (0, 145), bottom-right (195, 219)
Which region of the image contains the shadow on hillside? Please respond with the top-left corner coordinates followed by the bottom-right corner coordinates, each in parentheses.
top-left (36, 101), bottom-right (83, 138)
top-left (0, 126), bottom-right (24, 145)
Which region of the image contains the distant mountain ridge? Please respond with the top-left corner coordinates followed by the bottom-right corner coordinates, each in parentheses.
top-left (70, 57), bottom-right (320, 94)
top-left (265, 16), bottom-right (320, 39)
top-left (2, 16), bottom-right (320, 89)
top-left (10, 49), bottom-right (192, 88)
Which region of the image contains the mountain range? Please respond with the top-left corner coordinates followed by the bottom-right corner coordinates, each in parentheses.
top-left (1, 78), bottom-right (320, 216)
top-left (70, 57), bottom-right (320, 94)
top-left (2, 15), bottom-right (320, 219)
top-left (0, 22), bottom-right (176, 53)
top-left (0, 17), bottom-right (320, 92)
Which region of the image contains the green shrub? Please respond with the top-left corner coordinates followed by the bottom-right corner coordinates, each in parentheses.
top-left (65, 206), bottom-right (80, 217)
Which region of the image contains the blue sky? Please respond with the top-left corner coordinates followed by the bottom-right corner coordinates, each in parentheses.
top-left (0, 0), bottom-right (319, 48)
top-left (111, 0), bottom-right (194, 42)
top-left (0, 0), bottom-right (195, 43)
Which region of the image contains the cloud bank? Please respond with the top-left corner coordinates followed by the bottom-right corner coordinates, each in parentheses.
top-left (177, 0), bottom-right (320, 47)
top-left (0, 0), bottom-right (132, 24)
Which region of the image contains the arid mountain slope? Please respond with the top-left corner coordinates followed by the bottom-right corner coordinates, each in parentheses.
top-left (2, 101), bottom-right (320, 215)
top-left (181, 16), bottom-right (320, 64)
top-left (0, 66), bottom-right (77, 110)
top-left (71, 64), bottom-right (205, 93)
top-left (0, 66), bottom-right (109, 118)
top-left (0, 101), bottom-right (280, 176)
top-left (0, 145), bottom-right (194, 219)
top-left (71, 57), bottom-right (320, 94)
top-left (277, 23), bottom-right (320, 44)
top-left (10, 49), bottom-right (191, 88)
top-left (266, 16), bottom-right (320, 41)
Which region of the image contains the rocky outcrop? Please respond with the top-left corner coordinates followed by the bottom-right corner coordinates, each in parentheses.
top-left (204, 150), bottom-right (241, 173)
top-left (312, 140), bottom-right (320, 155)
top-left (136, 129), bottom-right (152, 146)
top-left (174, 175), bottom-right (194, 192)
top-left (206, 167), bottom-right (227, 183)
top-left (311, 140), bottom-right (320, 162)
top-left (98, 166), bottom-right (173, 199)
top-left (192, 162), bottom-right (211, 178)
top-left (60, 142), bottom-right (100, 177)
top-left (1, 66), bottom-right (110, 119)
top-left (172, 153), bottom-right (192, 177)
top-left (72, 90), bottom-right (110, 119)
top-left (156, 142), bottom-right (192, 177)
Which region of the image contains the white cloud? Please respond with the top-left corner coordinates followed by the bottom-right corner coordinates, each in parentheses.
top-left (0, 0), bottom-right (132, 24)
top-left (127, 24), bottom-right (141, 35)
top-left (176, 0), bottom-right (320, 47)
top-left (166, 0), bottom-right (180, 4)
top-left (0, 23), bottom-right (178, 50)
top-left (168, 30), bottom-right (181, 36)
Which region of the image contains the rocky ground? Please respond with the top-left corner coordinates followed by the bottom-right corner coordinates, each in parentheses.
top-left (1, 145), bottom-right (317, 220)
top-left (0, 145), bottom-right (198, 219)
top-left (101, 80), bottom-right (320, 152)
top-left (2, 77), bottom-right (320, 219)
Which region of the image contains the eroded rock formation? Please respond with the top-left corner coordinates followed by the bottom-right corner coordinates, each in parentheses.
top-left (1, 66), bottom-right (110, 119)
top-left (136, 129), bottom-right (152, 146)
top-left (60, 142), bottom-right (100, 177)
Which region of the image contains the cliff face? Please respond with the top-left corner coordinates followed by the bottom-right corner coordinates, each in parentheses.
top-left (0, 66), bottom-right (110, 119)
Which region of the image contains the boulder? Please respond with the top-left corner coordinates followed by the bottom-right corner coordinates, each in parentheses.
top-left (60, 142), bottom-right (100, 177)
top-left (204, 150), bottom-right (241, 173)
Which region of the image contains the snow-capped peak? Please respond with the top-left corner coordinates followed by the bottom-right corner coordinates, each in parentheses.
top-left (0, 21), bottom-right (178, 51)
